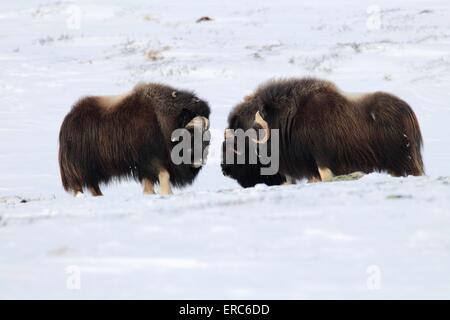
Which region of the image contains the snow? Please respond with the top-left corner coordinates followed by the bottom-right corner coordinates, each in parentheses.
top-left (1, 0), bottom-right (450, 299)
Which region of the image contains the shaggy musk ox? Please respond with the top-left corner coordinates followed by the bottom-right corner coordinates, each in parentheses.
top-left (252, 78), bottom-right (424, 182)
top-left (59, 83), bottom-right (210, 196)
top-left (221, 96), bottom-right (287, 188)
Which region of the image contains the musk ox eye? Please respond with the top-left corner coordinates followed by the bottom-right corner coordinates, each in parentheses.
top-left (171, 91), bottom-right (177, 98)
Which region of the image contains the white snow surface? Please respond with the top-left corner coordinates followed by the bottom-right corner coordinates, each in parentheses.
top-left (1, 0), bottom-right (450, 299)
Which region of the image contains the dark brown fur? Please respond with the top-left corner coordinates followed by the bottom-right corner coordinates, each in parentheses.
top-left (221, 96), bottom-right (287, 188)
top-left (253, 77), bottom-right (424, 180)
top-left (59, 83), bottom-right (210, 195)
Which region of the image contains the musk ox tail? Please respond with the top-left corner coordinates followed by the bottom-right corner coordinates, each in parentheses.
top-left (403, 107), bottom-right (425, 176)
top-left (58, 113), bottom-right (85, 194)
top-left (369, 93), bottom-right (425, 177)
top-left (59, 147), bottom-right (79, 193)
top-left (59, 135), bottom-right (83, 194)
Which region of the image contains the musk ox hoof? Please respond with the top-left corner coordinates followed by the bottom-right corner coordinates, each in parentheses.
top-left (74, 191), bottom-right (84, 198)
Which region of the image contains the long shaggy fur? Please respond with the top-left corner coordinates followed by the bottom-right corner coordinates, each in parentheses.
top-left (59, 83), bottom-right (210, 194)
top-left (253, 77), bottom-right (424, 180)
top-left (221, 96), bottom-right (287, 188)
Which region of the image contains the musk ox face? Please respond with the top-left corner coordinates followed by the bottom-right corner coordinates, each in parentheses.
top-left (221, 97), bottom-right (286, 188)
top-left (175, 115), bottom-right (210, 169)
top-left (59, 83), bottom-right (211, 197)
top-left (164, 89), bottom-right (210, 168)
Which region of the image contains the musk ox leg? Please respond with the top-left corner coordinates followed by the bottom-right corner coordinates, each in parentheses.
top-left (282, 175), bottom-right (296, 185)
top-left (318, 167), bottom-right (334, 182)
top-left (73, 189), bottom-right (84, 197)
top-left (158, 169), bottom-right (173, 195)
top-left (308, 176), bottom-right (322, 183)
top-left (143, 178), bottom-right (156, 195)
top-left (89, 185), bottom-right (103, 197)
top-left (68, 183), bottom-right (83, 197)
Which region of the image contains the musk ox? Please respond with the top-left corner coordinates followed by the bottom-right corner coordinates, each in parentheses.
top-left (59, 83), bottom-right (210, 196)
top-left (252, 77), bottom-right (424, 182)
top-left (221, 95), bottom-right (288, 188)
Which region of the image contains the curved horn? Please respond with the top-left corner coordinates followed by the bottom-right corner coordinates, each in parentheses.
top-left (185, 116), bottom-right (209, 131)
top-left (252, 111), bottom-right (270, 144)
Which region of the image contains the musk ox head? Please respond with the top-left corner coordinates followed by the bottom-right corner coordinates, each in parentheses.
top-left (138, 83), bottom-right (211, 170)
top-left (140, 83), bottom-right (210, 129)
top-left (251, 80), bottom-right (297, 144)
top-left (221, 95), bottom-right (286, 188)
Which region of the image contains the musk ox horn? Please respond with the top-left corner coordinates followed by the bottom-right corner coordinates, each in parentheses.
top-left (185, 116), bottom-right (210, 131)
top-left (252, 111), bottom-right (270, 144)
top-left (172, 91), bottom-right (177, 98)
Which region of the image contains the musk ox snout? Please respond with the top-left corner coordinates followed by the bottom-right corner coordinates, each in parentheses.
top-left (58, 83), bottom-right (211, 197)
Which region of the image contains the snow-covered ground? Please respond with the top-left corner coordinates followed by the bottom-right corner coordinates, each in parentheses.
top-left (1, 0), bottom-right (450, 299)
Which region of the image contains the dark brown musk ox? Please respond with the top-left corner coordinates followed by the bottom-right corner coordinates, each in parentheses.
top-left (59, 83), bottom-right (210, 196)
top-left (221, 95), bottom-right (288, 188)
top-left (251, 77), bottom-right (424, 182)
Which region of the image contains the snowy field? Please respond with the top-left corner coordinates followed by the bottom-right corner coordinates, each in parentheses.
top-left (1, 0), bottom-right (450, 299)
